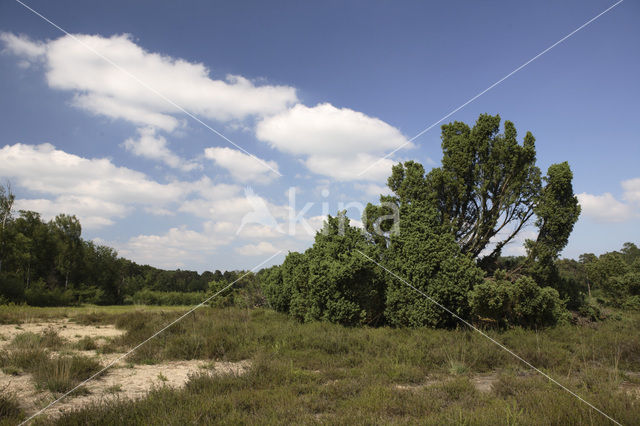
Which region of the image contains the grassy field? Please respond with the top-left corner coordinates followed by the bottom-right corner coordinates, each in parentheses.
top-left (0, 305), bottom-right (639, 425)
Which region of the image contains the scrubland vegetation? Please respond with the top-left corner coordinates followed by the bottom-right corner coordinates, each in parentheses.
top-left (1, 115), bottom-right (639, 424)
top-left (0, 307), bottom-right (638, 424)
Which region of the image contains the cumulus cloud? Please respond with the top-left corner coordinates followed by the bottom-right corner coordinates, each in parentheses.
top-left (204, 147), bottom-right (279, 183)
top-left (118, 224), bottom-right (233, 269)
top-left (14, 196), bottom-right (129, 229)
top-left (235, 241), bottom-right (281, 256)
top-left (123, 127), bottom-right (199, 171)
top-left (1, 32), bottom-right (298, 131)
top-left (256, 103), bottom-right (409, 181)
top-left (0, 143), bottom-right (241, 228)
top-left (0, 32), bottom-right (45, 60)
top-left (577, 192), bottom-right (635, 223)
top-left (0, 143), bottom-right (183, 204)
top-left (622, 177), bottom-right (640, 204)
top-left (354, 183), bottom-right (392, 197)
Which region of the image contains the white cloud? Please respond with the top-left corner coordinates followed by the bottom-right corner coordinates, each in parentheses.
top-left (0, 143), bottom-right (183, 205)
top-left (1, 32), bottom-right (298, 131)
top-left (256, 103), bottom-right (409, 181)
top-left (577, 192), bottom-right (635, 223)
top-left (0, 143), bottom-right (244, 227)
top-left (14, 196), bottom-right (129, 229)
top-left (305, 153), bottom-right (396, 182)
top-left (204, 147), bottom-right (279, 183)
top-left (123, 127), bottom-right (199, 171)
top-left (235, 241), bottom-right (280, 256)
top-left (0, 32), bottom-right (45, 60)
top-left (118, 224), bottom-right (233, 269)
top-left (354, 183), bottom-right (392, 197)
top-left (622, 177), bottom-right (640, 204)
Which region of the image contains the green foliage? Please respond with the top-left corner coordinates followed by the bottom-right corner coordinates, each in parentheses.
top-left (127, 289), bottom-right (206, 306)
top-left (384, 201), bottom-right (484, 328)
top-left (602, 273), bottom-right (640, 306)
top-left (0, 203), bottom-right (237, 307)
top-left (580, 243), bottom-right (640, 308)
top-left (260, 265), bottom-right (287, 312)
top-left (24, 279), bottom-right (75, 307)
top-left (386, 115), bottom-right (542, 262)
top-left (262, 213), bottom-right (385, 326)
top-left (469, 273), bottom-right (567, 328)
top-left (525, 162), bottom-right (580, 290)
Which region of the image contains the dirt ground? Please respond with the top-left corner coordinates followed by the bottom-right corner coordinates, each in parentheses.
top-left (0, 319), bottom-right (250, 419)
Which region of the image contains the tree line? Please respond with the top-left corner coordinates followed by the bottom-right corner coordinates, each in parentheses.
top-left (0, 185), bottom-right (251, 306)
top-left (261, 114), bottom-right (639, 328)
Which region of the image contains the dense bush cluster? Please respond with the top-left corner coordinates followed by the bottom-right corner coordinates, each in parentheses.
top-left (125, 289), bottom-right (207, 306)
top-left (469, 271), bottom-right (567, 328)
top-left (262, 115), bottom-right (588, 329)
top-left (581, 242), bottom-right (640, 310)
top-left (262, 213), bottom-right (386, 326)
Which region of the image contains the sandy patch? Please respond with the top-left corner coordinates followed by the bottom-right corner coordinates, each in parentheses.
top-left (0, 358), bottom-right (250, 419)
top-left (393, 373), bottom-right (499, 393)
top-left (471, 373), bottom-right (499, 393)
top-left (0, 319), bottom-right (124, 348)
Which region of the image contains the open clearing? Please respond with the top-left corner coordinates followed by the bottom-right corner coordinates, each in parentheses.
top-left (1, 306), bottom-right (639, 425)
top-left (0, 316), bottom-right (250, 420)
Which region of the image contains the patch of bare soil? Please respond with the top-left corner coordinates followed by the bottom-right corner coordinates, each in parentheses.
top-left (41, 359), bottom-right (251, 418)
top-left (393, 373), bottom-right (499, 393)
top-left (1, 357), bottom-right (251, 419)
top-left (620, 371), bottom-right (640, 398)
top-left (471, 373), bottom-right (499, 393)
top-left (0, 319), bottom-right (251, 419)
top-left (0, 319), bottom-right (124, 349)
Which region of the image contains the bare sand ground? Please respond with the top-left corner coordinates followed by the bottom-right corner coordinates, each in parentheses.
top-left (0, 319), bottom-right (124, 349)
top-left (0, 320), bottom-right (250, 419)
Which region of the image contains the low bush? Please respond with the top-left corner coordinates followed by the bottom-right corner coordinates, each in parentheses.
top-left (127, 289), bottom-right (206, 306)
top-left (469, 272), bottom-right (567, 328)
top-left (24, 280), bottom-right (75, 307)
top-left (32, 355), bottom-right (103, 393)
top-left (0, 391), bottom-right (23, 422)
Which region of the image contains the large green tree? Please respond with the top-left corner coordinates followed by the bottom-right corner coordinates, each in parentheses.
top-left (368, 114), bottom-right (579, 270)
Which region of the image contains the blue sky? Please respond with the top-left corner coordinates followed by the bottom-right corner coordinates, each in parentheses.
top-left (0, 0), bottom-right (638, 271)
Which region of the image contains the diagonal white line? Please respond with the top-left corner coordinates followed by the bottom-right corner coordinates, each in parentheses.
top-left (357, 0), bottom-right (624, 177)
top-left (13, 0), bottom-right (282, 177)
top-left (19, 250), bottom-right (284, 425)
top-left (355, 250), bottom-right (621, 425)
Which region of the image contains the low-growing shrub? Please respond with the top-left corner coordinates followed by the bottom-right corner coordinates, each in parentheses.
top-left (0, 391), bottom-right (23, 421)
top-left (469, 273), bottom-right (567, 328)
top-left (32, 355), bottom-right (103, 393)
top-left (128, 289), bottom-right (206, 306)
top-left (24, 280), bottom-right (75, 307)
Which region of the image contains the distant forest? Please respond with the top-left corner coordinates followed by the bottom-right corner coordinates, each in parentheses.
top-left (0, 184), bottom-right (254, 306)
